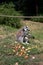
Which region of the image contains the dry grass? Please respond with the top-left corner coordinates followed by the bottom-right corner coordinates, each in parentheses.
top-left (22, 20), bottom-right (43, 31)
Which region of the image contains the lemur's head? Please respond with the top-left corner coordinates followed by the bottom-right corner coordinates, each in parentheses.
top-left (23, 26), bottom-right (30, 31)
top-left (26, 26), bottom-right (30, 31)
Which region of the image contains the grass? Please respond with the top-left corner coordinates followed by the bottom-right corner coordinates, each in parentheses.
top-left (0, 20), bottom-right (43, 65)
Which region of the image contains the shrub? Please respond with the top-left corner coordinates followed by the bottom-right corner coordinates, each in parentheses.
top-left (31, 18), bottom-right (43, 23)
top-left (0, 2), bottom-right (22, 28)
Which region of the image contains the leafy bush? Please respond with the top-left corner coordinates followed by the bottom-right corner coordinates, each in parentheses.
top-left (0, 2), bottom-right (22, 28)
top-left (31, 18), bottom-right (43, 23)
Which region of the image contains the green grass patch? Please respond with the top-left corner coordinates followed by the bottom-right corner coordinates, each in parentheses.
top-left (0, 22), bottom-right (43, 65)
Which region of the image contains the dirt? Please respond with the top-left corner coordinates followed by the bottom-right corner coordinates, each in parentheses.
top-left (22, 20), bottom-right (43, 31)
top-left (0, 35), bottom-right (6, 39)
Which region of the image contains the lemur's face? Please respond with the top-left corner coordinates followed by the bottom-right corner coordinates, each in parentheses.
top-left (24, 27), bottom-right (30, 32)
top-left (26, 26), bottom-right (30, 31)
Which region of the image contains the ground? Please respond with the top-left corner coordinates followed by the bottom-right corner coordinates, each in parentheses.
top-left (0, 20), bottom-right (43, 65)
